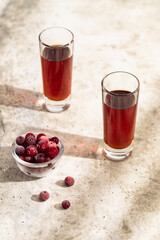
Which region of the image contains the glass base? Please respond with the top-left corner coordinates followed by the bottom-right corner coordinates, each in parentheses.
top-left (44, 95), bottom-right (71, 113)
top-left (103, 143), bottom-right (133, 161)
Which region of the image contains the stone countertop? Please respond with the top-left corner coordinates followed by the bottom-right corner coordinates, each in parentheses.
top-left (0, 0), bottom-right (160, 239)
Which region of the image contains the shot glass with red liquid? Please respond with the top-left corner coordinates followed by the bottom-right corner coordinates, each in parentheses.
top-left (101, 71), bottom-right (140, 161)
top-left (39, 27), bottom-right (74, 112)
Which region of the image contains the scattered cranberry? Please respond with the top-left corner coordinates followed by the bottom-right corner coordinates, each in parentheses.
top-left (39, 135), bottom-right (49, 143)
top-left (15, 146), bottom-right (25, 156)
top-left (37, 133), bottom-right (46, 142)
top-left (16, 136), bottom-right (25, 146)
top-left (49, 136), bottom-right (59, 144)
top-left (35, 153), bottom-right (46, 163)
top-left (26, 145), bottom-right (38, 156)
top-left (24, 156), bottom-right (34, 163)
top-left (39, 191), bottom-right (50, 201)
top-left (37, 140), bottom-right (48, 152)
top-left (62, 200), bottom-right (70, 209)
top-left (25, 133), bottom-right (36, 146)
top-left (65, 176), bottom-right (75, 186)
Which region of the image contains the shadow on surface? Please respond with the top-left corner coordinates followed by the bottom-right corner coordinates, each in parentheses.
top-left (31, 194), bottom-right (42, 202)
top-left (0, 129), bottom-right (105, 183)
top-left (11, 127), bottom-right (105, 161)
top-left (55, 180), bottom-right (67, 188)
top-left (0, 84), bottom-right (47, 111)
top-left (106, 75), bottom-right (160, 239)
top-left (0, 146), bottom-right (36, 182)
top-left (54, 203), bottom-right (64, 210)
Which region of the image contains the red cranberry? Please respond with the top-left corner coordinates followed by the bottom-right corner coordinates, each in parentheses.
top-left (16, 136), bottom-right (25, 145)
top-left (46, 143), bottom-right (58, 159)
top-left (65, 176), bottom-right (75, 186)
top-left (19, 155), bottom-right (25, 160)
top-left (24, 156), bottom-right (34, 163)
top-left (45, 156), bottom-right (51, 162)
top-left (15, 133), bottom-right (62, 165)
top-left (25, 133), bottom-right (36, 146)
top-left (39, 191), bottom-right (50, 201)
top-left (15, 146), bottom-right (25, 156)
top-left (37, 133), bottom-right (46, 142)
top-left (62, 200), bottom-right (70, 209)
top-left (49, 136), bottom-right (59, 144)
top-left (26, 145), bottom-right (38, 156)
top-left (48, 141), bottom-right (56, 147)
top-left (39, 135), bottom-right (49, 143)
top-left (37, 140), bottom-right (48, 152)
top-left (34, 153), bottom-right (46, 163)
top-left (25, 133), bottom-right (35, 140)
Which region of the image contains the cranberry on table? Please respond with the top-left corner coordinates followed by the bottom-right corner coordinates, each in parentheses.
top-left (62, 200), bottom-right (70, 209)
top-left (65, 176), bottom-right (75, 186)
top-left (26, 145), bottom-right (38, 156)
top-left (39, 191), bottom-right (50, 201)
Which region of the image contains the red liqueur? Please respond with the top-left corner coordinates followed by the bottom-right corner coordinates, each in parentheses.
top-left (41, 45), bottom-right (73, 101)
top-left (103, 90), bottom-right (138, 149)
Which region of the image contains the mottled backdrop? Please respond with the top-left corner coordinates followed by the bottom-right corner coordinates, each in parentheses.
top-left (0, 0), bottom-right (160, 239)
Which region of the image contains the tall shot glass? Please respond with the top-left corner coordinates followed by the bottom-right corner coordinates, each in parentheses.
top-left (39, 27), bottom-right (74, 112)
top-left (101, 71), bottom-right (140, 161)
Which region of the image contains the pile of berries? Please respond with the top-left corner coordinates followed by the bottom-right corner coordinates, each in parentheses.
top-left (15, 132), bottom-right (60, 163)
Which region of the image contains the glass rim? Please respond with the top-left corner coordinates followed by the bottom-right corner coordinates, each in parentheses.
top-left (101, 71), bottom-right (140, 96)
top-left (38, 26), bottom-right (74, 49)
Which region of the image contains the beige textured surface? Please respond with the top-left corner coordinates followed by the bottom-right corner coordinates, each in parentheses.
top-left (0, 0), bottom-right (160, 239)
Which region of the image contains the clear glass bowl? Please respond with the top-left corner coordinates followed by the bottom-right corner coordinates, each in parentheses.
top-left (11, 134), bottom-right (64, 178)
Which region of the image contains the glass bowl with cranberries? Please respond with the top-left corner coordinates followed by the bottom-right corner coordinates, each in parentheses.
top-left (11, 132), bottom-right (64, 178)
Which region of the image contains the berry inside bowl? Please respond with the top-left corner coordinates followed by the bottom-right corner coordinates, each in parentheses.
top-left (11, 132), bottom-right (64, 178)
